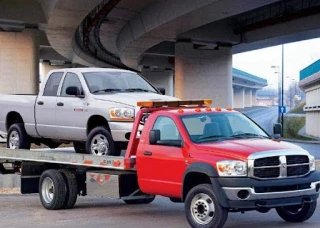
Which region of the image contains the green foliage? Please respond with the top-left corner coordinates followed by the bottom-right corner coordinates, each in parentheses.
top-left (283, 116), bottom-right (311, 140)
top-left (288, 102), bottom-right (306, 114)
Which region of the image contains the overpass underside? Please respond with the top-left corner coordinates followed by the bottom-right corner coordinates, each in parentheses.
top-left (0, 0), bottom-right (320, 108)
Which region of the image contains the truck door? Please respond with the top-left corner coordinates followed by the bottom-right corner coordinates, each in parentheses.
top-left (137, 116), bottom-right (186, 198)
top-left (35, 72), bottom-right (63, 138)
top-left (55, 72), bottom-right (87, 140)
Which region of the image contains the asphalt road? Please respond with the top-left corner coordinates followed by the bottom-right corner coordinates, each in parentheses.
top-left (1, 194), bottom-right (320, 228)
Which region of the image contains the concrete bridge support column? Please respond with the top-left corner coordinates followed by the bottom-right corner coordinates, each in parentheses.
top-left (245, 89), bottom-right (253, 107)
top-left (252, 89), bottom-right (258, 106)
top-left (233, 88), bottom-right (245, 109)
top-left (0, 29), bottom-right (39, 94)
top-left (175, 42), bottom-right (233, 107)
top-left (141, 68), bottom-right (174, 96)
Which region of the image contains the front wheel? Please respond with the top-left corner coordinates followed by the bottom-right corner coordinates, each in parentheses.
top-left (86, 127), bottom-right (115, 156)
top-left (7, 123), bottom-right (31, 149)
top-left (276, 201), bottom-right (317, 223)
top-left (185, 184), bottom-right (228, 228)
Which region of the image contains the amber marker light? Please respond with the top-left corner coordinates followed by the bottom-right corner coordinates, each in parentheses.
top-left (226, 107), bottom-right (232, 111)
top-left (195, 108), bottom-right (201, 112)
top-left (178, 109), bottom-right (184, 113)
top-left (215, 107), bottom-right (222, 111)
top-left (205, 107), bottom-right (212, 111)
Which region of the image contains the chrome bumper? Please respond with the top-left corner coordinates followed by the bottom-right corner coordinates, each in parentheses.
top-left (223, 181), bottom-right (320, 201)
top-left (109, 122), bottom-right (142, 142)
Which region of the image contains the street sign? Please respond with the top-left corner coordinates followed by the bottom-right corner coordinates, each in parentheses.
top-left (278, 106), bottom-right (286, 114)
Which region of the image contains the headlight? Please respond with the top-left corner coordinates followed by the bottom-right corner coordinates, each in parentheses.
top-left (109, 108), bottom-right (134, 121)
top-left (309, 155), bottom-right (316, 171)
top-left (216, 160), bottom-right (247, 177)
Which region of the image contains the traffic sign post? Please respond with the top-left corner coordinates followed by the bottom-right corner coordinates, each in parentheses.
top-left (278, 106), bottom-right (286, 114)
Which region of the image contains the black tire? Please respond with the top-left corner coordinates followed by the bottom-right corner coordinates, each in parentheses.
top-left (86, 127), bottom-right (115, 156)
top-left (59, 169), bottom-right (78, 209)
top-left (276, 201), bottom-right (317, 223)
top-left (73, 142), bottom-right (86, 154)
top-left (7, 123), bottom-right (31, 149)
top-left (39, 169), bottom-right (67, 210)
top-left (185, 184), bottom-right (228, 228)
top-left (123, 196), bottom-right (155, 205)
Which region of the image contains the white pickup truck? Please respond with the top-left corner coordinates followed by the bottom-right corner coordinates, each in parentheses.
top-left (0, 68), bottom-right (177, 155)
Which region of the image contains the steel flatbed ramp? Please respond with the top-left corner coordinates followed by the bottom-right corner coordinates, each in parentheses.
top-left (0, 147), bottom-right (133, 170)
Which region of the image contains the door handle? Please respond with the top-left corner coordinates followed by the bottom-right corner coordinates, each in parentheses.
top-left (57, 102), bottom-right (64, 107)
top-left (37, 101), bottom-right (44, 105)
top-left (143, 151), bottom-right (153, 156)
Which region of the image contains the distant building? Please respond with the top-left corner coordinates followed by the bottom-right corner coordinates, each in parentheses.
top-left (299, 59), bottom-right (320, 139)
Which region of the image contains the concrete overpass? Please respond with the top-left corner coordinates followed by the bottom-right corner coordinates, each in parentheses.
top-left (299, 59), bottom-right (320, 139)
top-left (0, 0), bottom-right (319, 107)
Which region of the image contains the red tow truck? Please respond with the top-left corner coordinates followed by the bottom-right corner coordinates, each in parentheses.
top-left (0, 99), bottom-right (319, 228)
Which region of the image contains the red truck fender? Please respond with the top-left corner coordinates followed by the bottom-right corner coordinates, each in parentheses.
top-left (182, 162), bottom-right (229, 208)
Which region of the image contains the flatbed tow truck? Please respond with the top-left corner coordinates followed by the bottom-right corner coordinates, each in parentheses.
top-left (0, 99), bottom-right (320, 228)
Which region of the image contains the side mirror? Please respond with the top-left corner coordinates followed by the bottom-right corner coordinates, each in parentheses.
top-left (273, 123), bottom-right (282, 138)
top-left (157, 87), bottom-right (165, 95)
top-left (66, 86), bottom-right (85, 98)
top-left (149, 129), bottom-right (160, 145)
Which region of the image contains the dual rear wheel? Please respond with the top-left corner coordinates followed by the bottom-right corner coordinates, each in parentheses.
top-left (39, 169), bottom-right (78, 210)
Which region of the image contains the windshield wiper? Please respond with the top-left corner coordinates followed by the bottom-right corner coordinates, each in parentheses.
top-left (197, 135), bottom-right (227, 142)
top-left (231, 133), bottom-right (269, 139)
top-left (124, 88), bottom-right (157, 93)
top-left (92, 88), bottom-right (122, 93)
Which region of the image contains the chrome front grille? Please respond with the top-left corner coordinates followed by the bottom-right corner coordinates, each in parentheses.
top-left (248, 154), bottom-right (311, 179)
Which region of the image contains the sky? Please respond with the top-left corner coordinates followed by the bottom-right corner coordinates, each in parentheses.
top-left (233, 37), bottom-right (320, 89)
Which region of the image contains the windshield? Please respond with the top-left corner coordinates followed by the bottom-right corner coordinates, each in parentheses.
top-left (83, 71), bottom-right (158, 94)
top-left (181, 112), bottom-right (269, 143)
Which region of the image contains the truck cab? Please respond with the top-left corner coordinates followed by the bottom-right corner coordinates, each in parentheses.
top-left (129, 100), bottom-right (320, 228)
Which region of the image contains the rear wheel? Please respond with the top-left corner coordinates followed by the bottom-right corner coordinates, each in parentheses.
top-left (185, 184), bottom-right (228, 228)
top-left (276, 201), bottom-right (317, 223)
top-left (86, 127), bottom-right (115, 156)
top-left (123, 196), bottom-right (155, 205)
top-left (59, 169), bottom-right (78, 209)
top-left (39, 170), bottom-right (67, 210)
top-left (7, 123), bottom-right (31, 149)
top-left (73, 142), bottom-right (86, 154)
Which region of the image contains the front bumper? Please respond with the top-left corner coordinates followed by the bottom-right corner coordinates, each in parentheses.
top-left (212, 171), bottom-right (320, 209)
top-left (109, 122), bottom-right (143, 142)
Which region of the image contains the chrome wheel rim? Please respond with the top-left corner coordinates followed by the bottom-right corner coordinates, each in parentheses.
top-left (190, 193), bottom-right (215, 225)
top-left (9, 130), bottom-right (20, 149)
top-left (42, 177), bottom-right (54, 204)
top-left (91, 134), bottom-right (109, 156)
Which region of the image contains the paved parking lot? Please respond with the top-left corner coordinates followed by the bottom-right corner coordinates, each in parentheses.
top-left (1, 194), bottom-right (320, 228)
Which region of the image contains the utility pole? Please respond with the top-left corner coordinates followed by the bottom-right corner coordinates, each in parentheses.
top-left (281, 44), bottom-right (284, 135)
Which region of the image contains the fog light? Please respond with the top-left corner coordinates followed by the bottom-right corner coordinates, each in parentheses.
top-left (237, 190), bottom-right (250, 200)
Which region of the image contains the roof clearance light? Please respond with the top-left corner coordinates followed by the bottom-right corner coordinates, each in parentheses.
top-left (226, 107), bottom-right (232, 111)
top-left (205, 107), bottom-right (212, 112)
top-left (178, 109), bottom-right (184, 113)
top-left (215, 107), bottom-right (222, 111)
top-left (137, 99), bottom-right (213, 107)
top-left (195, 108), bottom-right (201, 112)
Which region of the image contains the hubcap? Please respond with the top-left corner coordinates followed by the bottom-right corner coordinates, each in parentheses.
top-left (42, 177), bottom-right (54, 204)
top-left (91, 134), bottom-right (109, 156)
top-left (190, 193), bottom-right (215, 225)
top-left (9, 130), bottom-right (20, 149)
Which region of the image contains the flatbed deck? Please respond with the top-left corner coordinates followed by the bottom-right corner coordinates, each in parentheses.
top-left (0, 147), bottom-right (135, 170)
